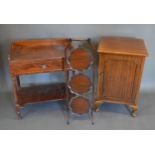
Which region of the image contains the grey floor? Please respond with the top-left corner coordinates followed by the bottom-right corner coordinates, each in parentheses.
top-left (0, 91), bottom-right (155, 130)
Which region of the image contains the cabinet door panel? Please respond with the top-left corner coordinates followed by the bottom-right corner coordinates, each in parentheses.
top-left (99, 55), bottom-right (139, 103)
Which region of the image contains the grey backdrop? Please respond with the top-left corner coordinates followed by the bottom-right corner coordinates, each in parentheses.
top-left (0, 24), bottom-right (154, 93)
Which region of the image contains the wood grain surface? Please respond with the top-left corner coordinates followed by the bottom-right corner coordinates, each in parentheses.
top-left (96, 37), bottom-right (148, 116)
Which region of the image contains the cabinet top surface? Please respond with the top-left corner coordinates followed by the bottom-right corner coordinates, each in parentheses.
top-left (9, 39), bottom-right (70, 63)
top-left (98, 37), bottom-right (148, 56)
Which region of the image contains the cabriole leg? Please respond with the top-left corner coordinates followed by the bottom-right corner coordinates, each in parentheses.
top-left (128, 105), bottom-right (138, 117)
top-left (94, 100), bottom-right (102, 112)
top-left (131, 108), bottom-right (138, 117)
top-left (16, 104), bottom-right (22, 119)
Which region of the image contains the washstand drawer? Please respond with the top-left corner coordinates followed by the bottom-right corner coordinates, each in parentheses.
top-left (10, 59), bottom-right (65, 75)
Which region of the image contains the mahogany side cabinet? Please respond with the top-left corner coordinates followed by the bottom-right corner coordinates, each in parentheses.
top-left (9, 39), bottom-right (70, 119)
top-left (95, 37), bottom-right (148, 116)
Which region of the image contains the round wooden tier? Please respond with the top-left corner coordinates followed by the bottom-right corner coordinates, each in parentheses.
top-left (70, 96), bottom-right (90, 115)
top-left (69, 48), bottom-right (92, 71)
top-left (69, 74), bottom-right (91, 94)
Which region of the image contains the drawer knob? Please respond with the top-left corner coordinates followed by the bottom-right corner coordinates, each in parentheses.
top-left (42, 64), bottom-right (47, 69)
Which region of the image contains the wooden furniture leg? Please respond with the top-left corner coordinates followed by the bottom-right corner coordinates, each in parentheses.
top-left (11, 75), bottom-right (22, 119)
top-left (16, 76), bottom-right (21, 88)
top-left (129, 105), bottom-right (138, 117)
top-left (95, 100), bottom-right (103, 112)
top-left (125, 104), bottom-right (138, 117)
top-left (16, 104), bottom-right (22, 119)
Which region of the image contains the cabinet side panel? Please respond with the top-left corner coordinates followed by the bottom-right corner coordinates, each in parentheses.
top-left (97, 54), bottom-right (104, 99)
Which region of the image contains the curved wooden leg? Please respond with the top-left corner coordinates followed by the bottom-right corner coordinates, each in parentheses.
top-left (95, 106), bottom-right (100, 112)
top-left (131, 108), bottom-right (138, 117)
top-left (129, 105), bottom-right (138, 117)
top-left (94, 100), bottom-right (103, 112)
top-left (93, 104), bottom-right (100, 112)
top-left (16, 104), bottom-right (22, 120)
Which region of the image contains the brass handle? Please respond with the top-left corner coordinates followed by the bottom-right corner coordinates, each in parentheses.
top-left (41, 64), bottom-right (47, 69)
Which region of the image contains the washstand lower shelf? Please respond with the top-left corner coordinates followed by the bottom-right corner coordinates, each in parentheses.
top-left (16, 83), bottom-right (66, 118)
